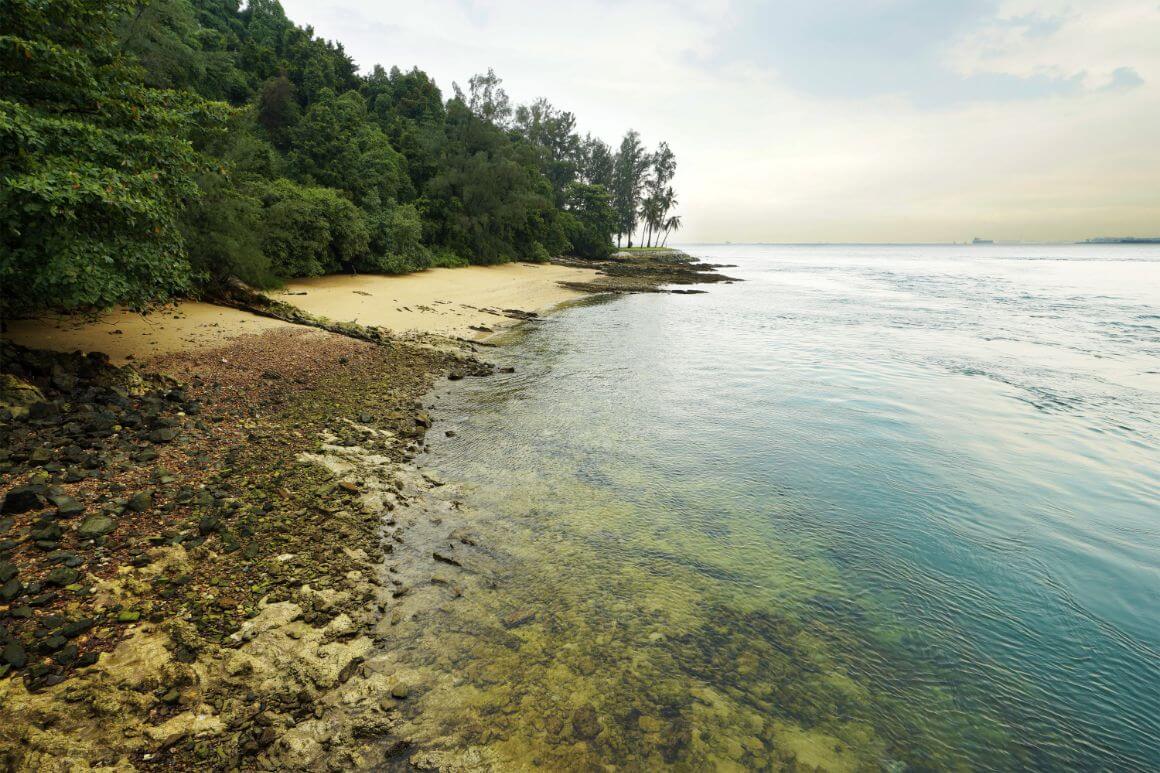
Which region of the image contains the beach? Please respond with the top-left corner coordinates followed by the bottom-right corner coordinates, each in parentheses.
top-left (0, 252), bottom-right (709, 769)
top-left (2, 263), bottom-right (600, 364)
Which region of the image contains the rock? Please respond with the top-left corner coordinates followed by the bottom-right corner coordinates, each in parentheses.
top-left (447, 372), bottom-right (464, 381)
top-left (0, 579), bottom-right (22, 603)
top-left (56, 618), bottom-right (94, 639)
top-left (126, 492), bottom-right (153, 512)
top-left (432, 550), bottom-right (462, 567)
top-left (502, 609), bottom-right (536, 629)
top-left (2, 485), bottom-right (45, 514)
top-left (0, 560), bottom-right (17, 583)
top-left (45, 566), bottom-right (80, 586)
top-left (77, 515), bottom-right (116, 540)
top-left (414, 413), bottom-right (432, 428)
top-left (28, 447), bottom-right (53, 464)
top-left (498, 366), bottom-right (516, 374)
top-left (50, 495), bottom-right (85, 517)
top-left (571, 704), bottom-right (603, 740)
top-left (390, 684), bottom-right (410, 699)
top-left (444, 430), bottom-right (457, 437)
top-left (448, 529), bottom-right (479, 546)
top-left (2, 641), bottom-right (26, 668)
top-left (116, 610), bottom-right (141, 623)
top-left (148, 427), bottom-right (179, 443)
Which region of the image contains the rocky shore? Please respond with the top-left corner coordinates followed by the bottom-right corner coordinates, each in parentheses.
top-left (0, 253), bottom-right (728, 770)
top-left (0, 327), bottom-right (495, 770)
top-left (554, 248), bottom-right (739, 294)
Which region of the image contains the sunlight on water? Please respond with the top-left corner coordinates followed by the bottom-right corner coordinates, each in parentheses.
top-left (388, 244), bottom-right (1160, 770)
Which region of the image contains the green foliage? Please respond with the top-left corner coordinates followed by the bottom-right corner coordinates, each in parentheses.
top-left (563, 182), bottom-right (616, 259)
top-left (3, 0), bottom-right (672, 314)
top-left (0, 0), bottom-right (226, 315)
top-left (257, 178), bottom-right (368, 277)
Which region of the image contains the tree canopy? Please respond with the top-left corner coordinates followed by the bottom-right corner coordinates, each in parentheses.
top-left (1, 0), bottom-right (680, 316)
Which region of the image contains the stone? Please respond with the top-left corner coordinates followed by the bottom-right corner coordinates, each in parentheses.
top-left (148, 427), bottom-right (179, 443)
top-left (50, 495), bottom-right (85, 517)
top-left (126, 492), bottom-right (153, 512)
top-left (432, 550), bottom-right (462, 567)
top-left (390, 684), bottom-right (410, 699)
top-left (2, 641), bottom-right (26, 668)
top-left (447, 372), bottom-right (464, 381)
top-left (2, 485), bottom-right (44, 514)
top-left (502, 609), bottom-right (536, 629)
top-left (45, 566), bottom-right (79, 586)
top-left (0, 560), bottom-right (17, 583)
top-left (77, 515), bottom-right (116, 540)
top-left (571, 705), bottom-right (603, 740)
top-left (116, 610), bottom-right (141, 623)
top-left (0, 579), bottom-right (22, 603)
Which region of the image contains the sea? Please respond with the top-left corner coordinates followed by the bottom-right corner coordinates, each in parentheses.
top-left (389, 243), bottom-right (1160, 770)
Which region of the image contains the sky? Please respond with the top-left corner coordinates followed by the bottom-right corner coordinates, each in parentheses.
top-left (280, 0), bottom-right (1160, 243)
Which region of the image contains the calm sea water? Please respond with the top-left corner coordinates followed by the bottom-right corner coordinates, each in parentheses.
top-left (398, 244), bottom-right (1159, 770)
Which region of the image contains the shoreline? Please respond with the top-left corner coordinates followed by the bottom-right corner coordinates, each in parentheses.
top-left (0, 250), bottom-right (721, 769)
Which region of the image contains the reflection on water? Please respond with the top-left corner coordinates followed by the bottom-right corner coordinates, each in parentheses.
top-left (386, 244), bottom-right (1160, 770)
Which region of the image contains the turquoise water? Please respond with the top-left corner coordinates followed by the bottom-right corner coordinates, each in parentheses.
top-left (405, 244), bottom-right (1159, 770)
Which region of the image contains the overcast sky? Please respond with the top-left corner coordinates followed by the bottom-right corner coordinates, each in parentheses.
top-left (281, 0), bottom-right (1160, 243)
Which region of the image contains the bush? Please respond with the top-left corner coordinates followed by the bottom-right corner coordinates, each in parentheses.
top-left (257, 179), bottom-right (369, 277)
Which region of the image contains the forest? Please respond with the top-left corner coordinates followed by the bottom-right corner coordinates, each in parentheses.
top-left (0, 0), bottom-right (681, 316)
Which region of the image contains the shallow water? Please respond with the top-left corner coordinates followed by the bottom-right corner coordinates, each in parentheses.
top-left (394, 244), bottom-right (1160, 770)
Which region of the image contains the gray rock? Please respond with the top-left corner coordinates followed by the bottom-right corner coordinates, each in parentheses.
top-left (77, 515), bottom-right (116, 540)
top-left (50, 495), bottom-right (85, 517)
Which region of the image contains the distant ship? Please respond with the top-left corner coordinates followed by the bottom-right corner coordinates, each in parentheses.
top-left (972, 238), bottom-right (994, 245)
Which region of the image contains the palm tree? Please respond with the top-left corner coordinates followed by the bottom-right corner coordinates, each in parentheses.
top-left (660, 214), bottom-right (682, 247)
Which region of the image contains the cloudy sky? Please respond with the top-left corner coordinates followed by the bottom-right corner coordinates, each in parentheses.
top-left (281, 0), bottom-right (1160, 243)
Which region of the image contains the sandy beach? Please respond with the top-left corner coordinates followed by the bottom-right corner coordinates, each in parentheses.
top-left (278, 262), bottom-right (599, 338)
top-left (1, 262), bottom-right (598, 363)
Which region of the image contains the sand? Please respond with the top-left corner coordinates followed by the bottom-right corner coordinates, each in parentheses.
top-left (2, 262), bottom-right (599, 362)
top-left (276, 262), bottom-right (597, 337)
top-left (1, 302), bottom-right (294, 364)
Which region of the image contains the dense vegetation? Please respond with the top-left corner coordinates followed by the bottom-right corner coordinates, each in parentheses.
top-left (0, 0), bottom-right (682, 316)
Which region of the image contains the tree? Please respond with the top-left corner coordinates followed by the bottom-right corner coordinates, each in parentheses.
top-left (0, 0), bottom-right (227, 315)
top-left (579, 134), bottom-right (614, 190)
top-left (611, 130), bottom-right (649, 247)
top-left (515, 98), bottom-right (581, 207)
top-left (562, 182), bottom-right (615, 259)
top-left (453, 68), bottom-right (512, 127)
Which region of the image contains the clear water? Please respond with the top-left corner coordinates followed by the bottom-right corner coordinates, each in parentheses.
top-left (395, 244), bottom-right (1160, 770)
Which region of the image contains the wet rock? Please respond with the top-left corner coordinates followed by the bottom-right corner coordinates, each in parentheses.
top-left (432, 550), bottom-right (462, 567)
top-left (571, 704), bottom-right (603, 740)
top-left (447, 372), bottom-right (464, 381)
top-left (448, 529), bottom-right (479, 546)
top-left (77, 515), bottom-right (116, 540)
top-left (2, 485), bottom-right (45, 514)
top-left (502, 609), bottom-right (536, 629)
top-left (0, 560), bottom-right (17, 583)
